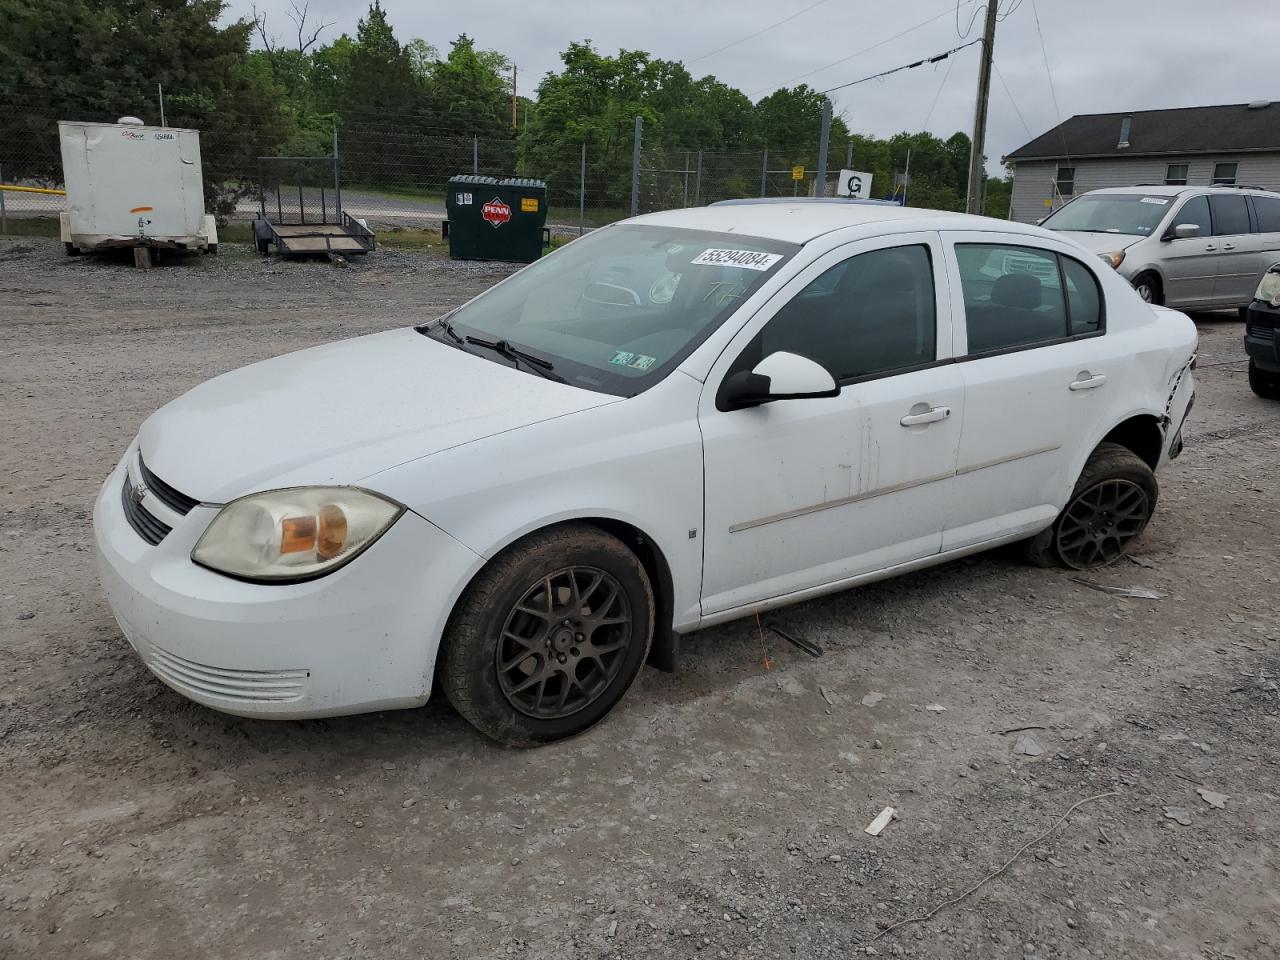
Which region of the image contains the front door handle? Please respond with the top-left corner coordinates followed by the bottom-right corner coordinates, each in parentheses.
top-left (900, 404), bottom-right (951, 426)
top-left (1205, 244), bottom-right (1218, 252)
top-left (1069, 372), bottom-right (1107, 391)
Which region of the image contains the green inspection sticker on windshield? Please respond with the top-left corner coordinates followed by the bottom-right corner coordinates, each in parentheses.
top-left (610, 351), bottom-right (657, 371)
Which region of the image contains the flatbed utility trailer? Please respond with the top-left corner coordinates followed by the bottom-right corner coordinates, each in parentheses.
top-left (252, 153), bottom-right (374, 257)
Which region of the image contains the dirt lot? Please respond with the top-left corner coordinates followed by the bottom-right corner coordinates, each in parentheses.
top-left (1, 238), bottom-right (1277, 960)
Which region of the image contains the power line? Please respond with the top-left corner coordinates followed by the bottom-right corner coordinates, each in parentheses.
top-left (921, 40), bottom-right (965, 131)
top-left (1028, 0), bottom-right (1069, 163)
top-left (993, 61), bottom-right (1033, 140)
top-left (751, 2), bottom-right (968, 97)
top-left (686, 0), bottom-right (833, 65)
top-left (817, 38), bottom-right (982, 96)
top-left (956, 0), bottom-right (984, 38)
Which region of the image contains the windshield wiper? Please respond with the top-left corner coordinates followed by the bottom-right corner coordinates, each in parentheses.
top-left (463, 335), bottom-right (565, 382)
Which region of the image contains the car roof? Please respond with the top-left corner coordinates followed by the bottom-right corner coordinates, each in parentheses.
top-left (1075, 184), bottom-right (1280, 198)
top-left (627, 200), bottom-right (1048, 245)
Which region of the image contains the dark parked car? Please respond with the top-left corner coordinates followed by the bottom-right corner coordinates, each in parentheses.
top-left (1245, 265), bottom-right (1280, 399)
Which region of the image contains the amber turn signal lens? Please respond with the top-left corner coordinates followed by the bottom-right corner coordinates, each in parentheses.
top-left (280, 515), bottom-right (318, 554)
top-left (317, 504), bottom-right (348, 561)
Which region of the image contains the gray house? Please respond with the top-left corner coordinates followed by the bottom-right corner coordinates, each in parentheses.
top-left (1004, 101), bottom-right (1280, 223)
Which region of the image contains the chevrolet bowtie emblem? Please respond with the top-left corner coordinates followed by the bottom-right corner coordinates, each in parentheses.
top-left (130, 481), bottom-right (148, 505)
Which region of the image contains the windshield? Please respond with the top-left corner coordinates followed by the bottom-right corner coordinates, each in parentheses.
top-left (421, 224), bottom-right (797, 395)
top-left (1041, 194), bottom-right (1174, 236)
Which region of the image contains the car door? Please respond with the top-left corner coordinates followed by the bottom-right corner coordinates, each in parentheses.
top-left (1208, 192), bottom-right (1259, 305)
top-left (1159, 194), bottom-right (1219, 308)
top-left (939, 233), bottom-right (1114, 550)
top-left (1250, 195), bottom-right (1280, 276)
top-left (698, 232), bottom-right (963, 617)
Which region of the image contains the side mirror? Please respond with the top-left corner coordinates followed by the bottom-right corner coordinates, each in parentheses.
top-left (1171, 223), bottom-right (1201, 240)
top-left (718, 351), bottom-right (840, 411)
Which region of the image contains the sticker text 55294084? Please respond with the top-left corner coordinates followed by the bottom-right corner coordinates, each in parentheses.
top-left (690, 248), bottom-right (783, 271)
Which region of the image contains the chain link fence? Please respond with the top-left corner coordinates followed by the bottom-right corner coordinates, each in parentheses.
top-left (1, 105), bottom-right (857, 239)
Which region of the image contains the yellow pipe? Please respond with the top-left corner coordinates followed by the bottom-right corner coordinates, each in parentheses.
top-left (0, 184), bottom-right (66, 196)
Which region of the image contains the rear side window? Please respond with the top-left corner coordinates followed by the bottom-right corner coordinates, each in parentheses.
top-left (1209, 194), bottom-right (1250, 235)
top-left (1063, 258), bottom-right (1102, 334)
top-left (1253, 195), bottom-right (1280, 233)
top-left (956, 244), bottom-right (1103, 354)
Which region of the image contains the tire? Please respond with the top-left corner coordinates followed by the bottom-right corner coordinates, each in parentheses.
top-left (64, 242), bottom-right (80, 256)
top-left (207, 244), bottom-right (219, 256)
top-left (1249, 360), bottom-right (1280, 400)
top-left (1132, 273), bottom-right (1161, 305)
top-left (439, 523), bottom-right (654, 746)
top-left (256, 238), bottom-right (270, 255)
top-left (1023, 442), bottom-right (1158, 569)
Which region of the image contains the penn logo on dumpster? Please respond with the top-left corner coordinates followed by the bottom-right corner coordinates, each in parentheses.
top-left (481, 197), bottom-right (512, 227)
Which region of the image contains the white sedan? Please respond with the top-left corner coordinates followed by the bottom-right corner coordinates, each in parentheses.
top-left (94, 200), bottom-right (1197, 745)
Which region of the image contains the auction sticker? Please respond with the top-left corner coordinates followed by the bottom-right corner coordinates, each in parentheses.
top-left (690, 248), bottom-right (783, 271)
top-left (1140, 197), bottom-right (1169, 205)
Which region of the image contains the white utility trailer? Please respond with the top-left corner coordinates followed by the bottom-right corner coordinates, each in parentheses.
top-left (58, 118), bottom-right (218, 267)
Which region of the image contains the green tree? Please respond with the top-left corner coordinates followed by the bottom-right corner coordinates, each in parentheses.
top-left (0, 0), bottom-right (289, 216)
top-left (426, 35), bottom-right (510, 138)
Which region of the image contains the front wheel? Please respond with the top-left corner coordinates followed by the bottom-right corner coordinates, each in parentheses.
top-left (1024, 442), bottom-right (1158, 569)
top-left (1250, 360), bottom-right (1280, 400)
top-left (1132, 273), bottom-right (1161, 305)
top-left (439, 524), bottom-right (654, 746)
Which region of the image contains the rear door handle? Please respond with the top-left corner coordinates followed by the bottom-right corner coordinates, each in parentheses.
top-left (900, 405), bottom-right (951, 426)
top-left (1069, 373), bottom-right (1107, 391)
top-left (1222, 243), bottom-right (1236, 251)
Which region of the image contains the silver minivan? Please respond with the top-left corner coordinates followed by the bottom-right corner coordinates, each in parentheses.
top-left (1040, 185), bottom-right (1280, 312)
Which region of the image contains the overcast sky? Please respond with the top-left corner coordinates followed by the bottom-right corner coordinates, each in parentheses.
top-left (224, 0), bottom-right (1280, 171)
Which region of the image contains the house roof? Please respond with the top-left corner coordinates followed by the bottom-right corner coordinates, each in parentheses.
top-left (1004, 102), bottom-right (1280, 162)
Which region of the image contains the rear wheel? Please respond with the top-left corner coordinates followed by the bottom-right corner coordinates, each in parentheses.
top-left (1249, 360), bottom-right (1280, 400)
top-left (1024, 442), bottom-right (1158, 569)
top-left (439, 524), bottom-right (654, 746)
top-left (1132, 273), bottom-right (1161, 305)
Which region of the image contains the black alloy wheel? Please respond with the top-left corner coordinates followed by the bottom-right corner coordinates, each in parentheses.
top-left (1054, 477), bottom-right (1151, 569)
top-left (496, 566), bottom-right (633, 720)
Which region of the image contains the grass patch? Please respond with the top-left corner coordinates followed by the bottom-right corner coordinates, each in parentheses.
top-left (1, 217), bottom-right (61, 239)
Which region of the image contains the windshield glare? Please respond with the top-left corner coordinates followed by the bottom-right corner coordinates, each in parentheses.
top-left (1042, 194), bottom-right (1174, 236)
top-left (432, 224), bottom-right (797, 395)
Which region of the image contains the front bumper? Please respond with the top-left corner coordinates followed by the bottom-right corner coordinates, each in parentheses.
top-left (1245, 301), bottom-right (1280, 372)
top-left (93, 451), bottom-right (481, 719)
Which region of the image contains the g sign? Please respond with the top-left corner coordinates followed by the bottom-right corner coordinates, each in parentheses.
top-left (837, 169), bottom-right (874, 199)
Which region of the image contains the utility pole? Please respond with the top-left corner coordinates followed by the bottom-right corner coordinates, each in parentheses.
top-left (511, 65), bottom-right (518, 129)
top-left (815, 98), bottom-right (832, 198)
top-left (965, 0), bottom-right (1000, 214)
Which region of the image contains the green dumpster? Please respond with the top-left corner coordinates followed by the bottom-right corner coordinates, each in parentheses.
top-left (443, 175), bottom-right (549, 262)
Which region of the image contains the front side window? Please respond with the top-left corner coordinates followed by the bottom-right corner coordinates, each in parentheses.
top-left (1212, 162), bottom-right (1238, 186)
top-left (1040, 193), bottom-right (1172, 236)
top-left (1209, 193), bottom-right (1250, 235)
top-left (1165, 163), bottom-right (1189, 186)
top-left (1055, 166), bottom-right (1076, 196)
top-left (956, 244), bottom-right (1103, 354)
top-left (1171, 195), bottom-right (1212, 237)
top-left (422, 224), bottom-right (797, 396)
top-left (731, 245), bottom-right (937, 383)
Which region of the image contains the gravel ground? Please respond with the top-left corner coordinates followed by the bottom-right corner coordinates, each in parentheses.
top-left (1, 238), bottom-right (1277, 960)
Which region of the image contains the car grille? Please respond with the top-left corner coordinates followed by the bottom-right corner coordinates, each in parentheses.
top-left (149, 645), bottom-right (309, 703)
top-left (139, 454), bottom-right (200, 515)
top-left (1248, 323), bottom-right (1274, 341)
top-left (120, 474), bottom-right (172, 545)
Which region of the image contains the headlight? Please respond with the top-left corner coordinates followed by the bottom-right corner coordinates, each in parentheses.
top-left (192, 487), bottom-right (404, 582)
top-left (1098, 250), bottom-right (1126, 269)
top-left (1256, 268), bottom-right (1280, 307)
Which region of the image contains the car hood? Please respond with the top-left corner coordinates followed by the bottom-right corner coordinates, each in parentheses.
top-left (1053, 230), bottom-right (1147, 255)
top-left (136, 328), bottom-right (617, 503)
